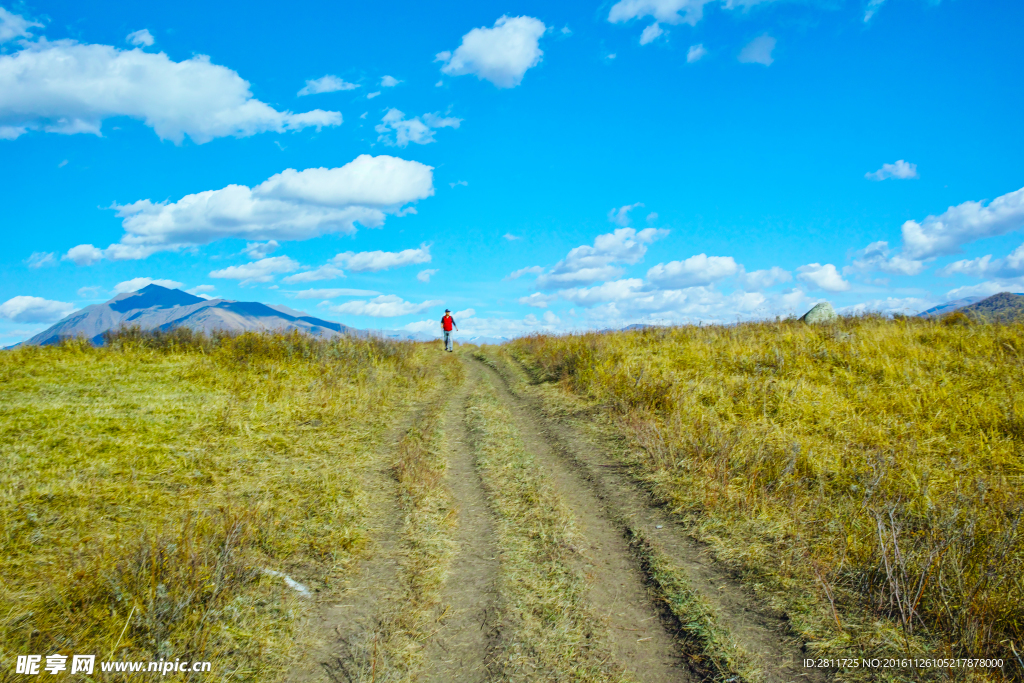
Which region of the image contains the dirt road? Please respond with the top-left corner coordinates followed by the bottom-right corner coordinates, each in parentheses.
top-left (291, 350), bottom-right (819, 683)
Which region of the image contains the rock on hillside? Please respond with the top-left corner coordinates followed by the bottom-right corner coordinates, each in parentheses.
top-left (800, 302), bottom-right (838, 324)
top-left (956, 292), bottom-right (1024, 322)
top-left (18, 284), bottom-right (362, 346)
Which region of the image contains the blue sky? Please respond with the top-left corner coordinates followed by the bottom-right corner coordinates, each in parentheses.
top-left (2, 0), bottom-right (1022, 342)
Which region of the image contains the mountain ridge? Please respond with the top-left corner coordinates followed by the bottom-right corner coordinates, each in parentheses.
top-left (16, 284), bottom-right (363, 347)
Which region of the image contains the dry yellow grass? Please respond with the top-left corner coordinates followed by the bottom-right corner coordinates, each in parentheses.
top-left (508, 316), bottom-right (1024, 680)
top-left (0, 330), bottom-right (440, 681)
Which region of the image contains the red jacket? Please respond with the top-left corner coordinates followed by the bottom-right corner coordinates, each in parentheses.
top-left (441, 314), bottom-right (455, 331)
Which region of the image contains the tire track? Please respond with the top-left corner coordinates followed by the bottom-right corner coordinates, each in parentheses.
top-left (420, 366), bottom-right (500, 683)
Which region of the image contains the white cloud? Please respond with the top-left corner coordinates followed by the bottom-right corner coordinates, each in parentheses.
top-left (795, 263), bottom-right (850, 292)
top-left (298, 75), bottom-right (359, 96)
top-left (26, 251), bottom-right (57, 268)
top-left (187, 284), bottom-right (215, 294)
top-left (865, 159), bottom-right (918, 181)
top-left (209, 256), bottom-right (301, 285)
top-left (437, 15), bottom-right (547, 88)
top-left (864, 0), bottom-right (886, 22)
top-left (367, 91), bottom-right (380, 99)
top-left (255, 156), bottom-right (433, 207)
top-left (687, 43), bottom-right (707, 62)
top-left (577, 287), bottom-right (777, 327)
top-left (841, 296), bottom-right (936, 316)
top-left (738, 266), bottom-right (791, 291)
top-left (0, 295), bottom-right (76, 323)
top-left (847, 240), bottom-right (925, 275)
top-left (503, 233), bottom-right (520, 241)
top-left (375, 108), bottom-right (461, 147)
top-left (68, 155), bottom-right (434, 261)
top-left (558, 278), bottom-right (645, 306)
top-left (945, 281), bottom-right (1017, 301)
top-left (519, 292), bottom-right (556, 308)
top-left (647, 254), bottom-right (739, 289)
top-left (639, 23), bottom-right (664, 45)
top-left (77, 286), bottom-right (104, 298)
top-left (738, 34), bottom-right (776, 66)
top-left (646, 212), bottom-right (659, 223)
top-left (113, 277), bottom-right (185, 294)
top-left (64, 244), bottom-right (104, 266)
top-left (937, 243), bottom-right (1024, 279)
top-left (936, 255), bottom-right (991, 278)
top-left (331, 245), bottom-right (431, 272)
top-left (380, 75), bottom-right (401, 87)
top-left (242, 240), bottom-right (279, 259)
top-left (507, 265), bottom-right (543, 279)
top-left (291, 288), bottom-right (381, 299)
top-left (281, 265), bottom-right (346, 283)
top-left (450, 180), bottom-right (468, 188)
top-left (607, 53), bottom-right (617, 60)
top-left (324, 294), bottom-right (442, 317)
top-left (608, 0), bottom-right (713, 26)
top-left (126, 29), bottom-right (154, 47)
top-left (608, 202), bottom-right (644, 226)
top-left (538, 227), bottom-right (668, 289)
top-left (901, 185), bottom-right (1024, 260)
top-left (417, 268), bottom-right (438, 283)
top-left (0, 8), bottom-right (42, 43)
top-left (0, 38), bottom-right (341, 144)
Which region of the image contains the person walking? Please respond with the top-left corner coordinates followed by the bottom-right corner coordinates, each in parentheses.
top-left (441, 309), bottom-right (458, 352)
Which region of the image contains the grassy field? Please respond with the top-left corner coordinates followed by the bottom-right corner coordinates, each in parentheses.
top-left (4, 317), bottom-right (1022, 682)
top-left (506, 315), bottom-right (1024, 679)
top-left (0, 330), bottom-right (442, 681)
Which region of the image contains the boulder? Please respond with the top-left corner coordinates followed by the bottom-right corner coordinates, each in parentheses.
top-left (800, 302), bottom-right (838, 324)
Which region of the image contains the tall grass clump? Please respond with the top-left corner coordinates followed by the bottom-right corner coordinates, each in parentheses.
top-left (0, 330), bottom-right (439, 680)
top-left (510, 317), bottom-right (1023, 677)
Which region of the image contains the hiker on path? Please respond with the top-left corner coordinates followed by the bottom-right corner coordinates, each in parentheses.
top-left (441, 309), bottom-right (458, 352)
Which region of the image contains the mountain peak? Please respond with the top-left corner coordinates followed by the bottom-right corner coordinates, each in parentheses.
top-left (109, 284), bottom-right (206, 313)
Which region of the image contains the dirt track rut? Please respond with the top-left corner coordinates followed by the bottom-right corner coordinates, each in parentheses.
top-left (419, 368), bottom-right (499, 683)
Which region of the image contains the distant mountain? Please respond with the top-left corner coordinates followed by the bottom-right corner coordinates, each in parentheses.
top-left (957, 292), bottom-right (1024, 322)
top-left (17, 284), bottom-right (362, 346)
top-left (917, 296), bottom-right (985, 318)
